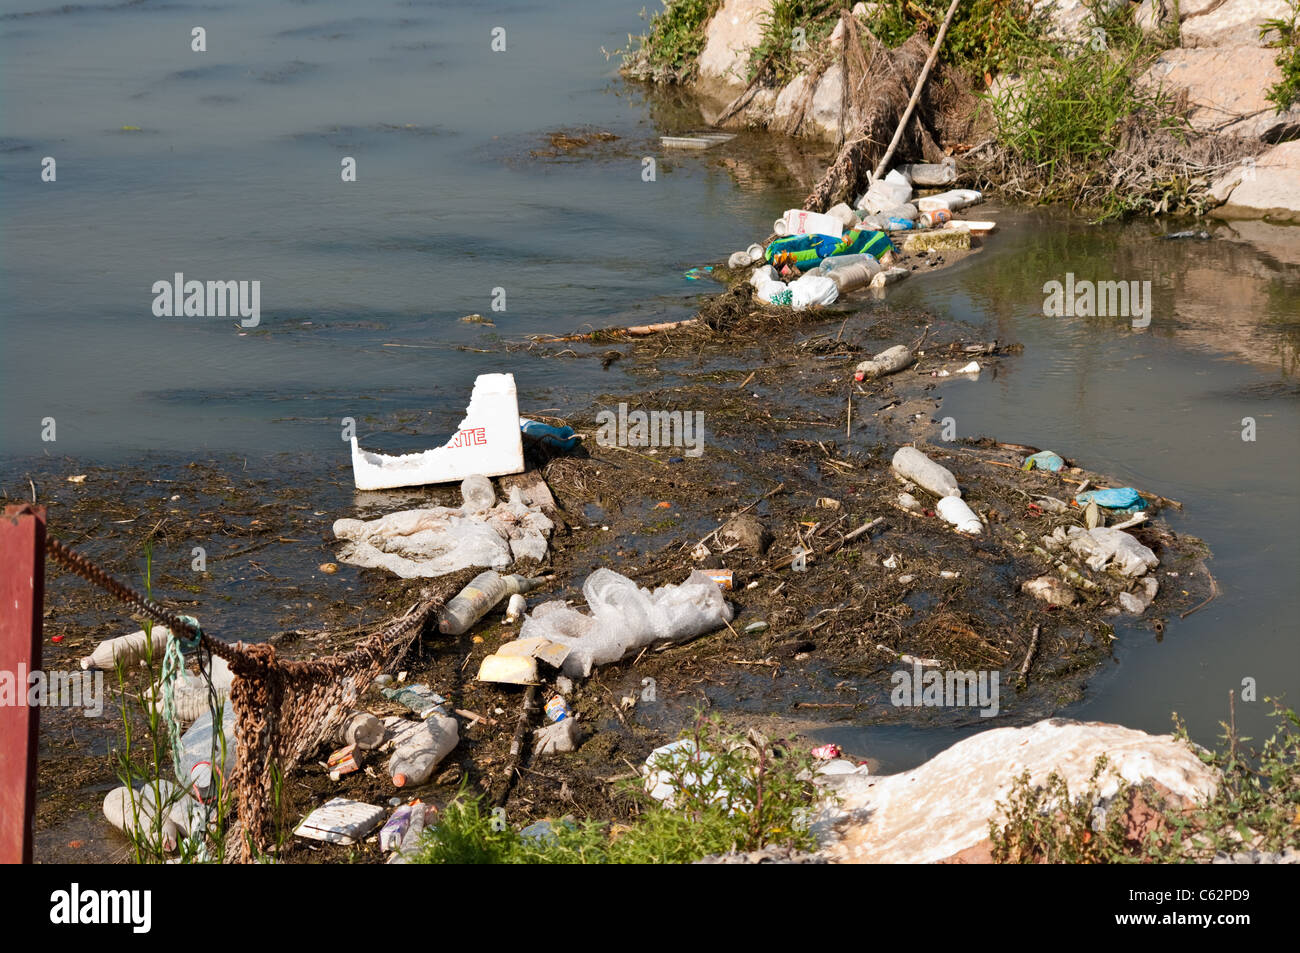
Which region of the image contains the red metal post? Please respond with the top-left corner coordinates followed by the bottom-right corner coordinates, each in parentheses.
top-left (0, 504), bottom-right (45, 864)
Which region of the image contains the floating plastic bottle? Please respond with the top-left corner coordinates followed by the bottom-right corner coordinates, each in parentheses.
top-left (438, 571), bottom-right (548, 635)
top-left (388, 713), bottom-right (460, 787)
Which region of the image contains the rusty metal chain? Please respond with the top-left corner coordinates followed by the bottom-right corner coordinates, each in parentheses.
top-left (43, 531), bottom-right (446, 861)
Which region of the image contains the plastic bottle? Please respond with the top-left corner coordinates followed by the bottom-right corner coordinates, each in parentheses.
top-left (916, 189), bottom-right (983, 213)
top-left (898, 159), bottom-right (957, 186)
top-left (145, 654), bottom-right (233, 722)
top-left (80, 627), bottom-right (172, 671)
top-left (828, 261), bottom-right (883, 293)
top-left (338, 710), bottom-right (384, 749)
top-left (460, 474), bottom-right (496, 511)
top-left (891, 447), bottom-right (961, 499)
top-left (388, 712), bottom-right (459, 787)
top-left (937, 496), bottom-right (983, 535)
top-left (103, 781), bottom-right (193, 852)
top-left (438, 571), bottom-right (548, 635)
top-left (815, 253), bottom-right (873, 273)
top-left (176, 705), bottom-right (236, 803)
top-left (918, 208), bottom-right (951, 228)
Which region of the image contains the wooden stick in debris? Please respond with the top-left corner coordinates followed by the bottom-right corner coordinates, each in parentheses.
top-left (530, 317), bottom-right (699, 344)
top-left (1180, 570), bottom-right (1219, 619)
top-left (1017, 624), bottom-right (1040, 684)
top-left (494, 683), bottom-right (537, 808)
top-left (869, 0), bottom-right (961, 184)
top-left (769, 516), bottom-right (883, 570)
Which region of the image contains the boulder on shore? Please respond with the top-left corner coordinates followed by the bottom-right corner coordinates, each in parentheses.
top-left (817, 718), bottom-right (1219, 864)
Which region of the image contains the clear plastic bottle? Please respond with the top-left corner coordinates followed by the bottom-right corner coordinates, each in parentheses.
top-left (438, 571), bottom-right (548, 635)
top-left (388, 712), bottom-right (460, 787)
top-left (815, 253), bottom-right (873, 273)
top-left (177, 705), bottom-right (236, 803)
top-left (80, 626), bottom-right (171, 671)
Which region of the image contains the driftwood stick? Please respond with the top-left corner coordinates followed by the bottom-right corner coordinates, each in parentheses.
top-left (494, 684), bottom-right (537, 807)
top-left (1017, 624), bottom-right (1041, 684)
top-left (1180, 571), bottom-right (1219, 619)
top-left (869, 0), bottom-right (961, 184)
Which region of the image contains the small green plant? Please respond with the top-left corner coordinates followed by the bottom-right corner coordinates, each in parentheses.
top-left (990, 701), bottom-right (1300, 863)
top-left (747, 0), bottom-right (840, 85)
top-left (989, 756), bottom-right (1148, 863)
top-left (408, 715), bottom-right (824, 864)
top-left (1155, 700), bottom-right (1300, 861)
top-left (1262, 0), bottom-right (1300, 110)
top-left (624, 0), bottom-right (724, 82)
top-left (110, 541), bottom-right (231, 863)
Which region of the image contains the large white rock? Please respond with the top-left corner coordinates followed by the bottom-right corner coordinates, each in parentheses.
top-left (697, 0), bottom-right (773, 87)
top-left (1031, 0), bottom-right (1126, 42)
top-left (1212, 140), bottom-right (1300, 222)
top-left (819, 719), bottom-right (1219, 864)
top-left (1180, 0), bottom-right (1291, 47)
top-left (1141, 45), bottom-right (1300, 140)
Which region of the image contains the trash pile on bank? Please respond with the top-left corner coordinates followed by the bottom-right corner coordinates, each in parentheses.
top-left (727, 160), bottom-right (991, 309)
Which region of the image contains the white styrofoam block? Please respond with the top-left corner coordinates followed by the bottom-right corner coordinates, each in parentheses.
top-left (351, 373), bottom-right (525, 490)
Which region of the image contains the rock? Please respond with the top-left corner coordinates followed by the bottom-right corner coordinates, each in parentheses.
top-left (720, 513), bottom-right (772, 554)
top-left (1141, 46), bottom-right (1300, 141)
top-left (1180, 0), bottom-right (1291, 47)
top-left (1031, 0), bottom-right (1126, 43)
top-left (772, 65), bottom-right (851, 140)
top-left (697, 0), bottom-right (773, 88)
top-left (1118, 590), bottom-right (1147, 614)
top-left (1022, 574), bottom-right (1078, 607)
top-left (1211, 140), bottom-right (1300, 223)
top-left (819, 718), bottom-right (1219, 864)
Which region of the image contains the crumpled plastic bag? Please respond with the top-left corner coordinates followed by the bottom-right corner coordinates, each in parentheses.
top-left (789, 273), bottom-right (839, 310)
top-left (333, 482), bottom-right (553, 578)
top-left (1044, 526), bottom-right (1158, 578)
top-left (517, 569), bottom-right (734, 679)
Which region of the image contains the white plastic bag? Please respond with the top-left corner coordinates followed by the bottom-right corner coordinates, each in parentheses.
top-left (789, 273), bottom-right (839, 310)
top-left (518, 569), bottom-right (733, 678)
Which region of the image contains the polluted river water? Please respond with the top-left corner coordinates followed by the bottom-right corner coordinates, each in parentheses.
top-left (1, 0), bottom-right (1298, 860)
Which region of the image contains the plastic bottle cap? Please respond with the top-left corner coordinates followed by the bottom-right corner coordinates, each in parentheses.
top-left (393, 773), bottom-right (407, 787)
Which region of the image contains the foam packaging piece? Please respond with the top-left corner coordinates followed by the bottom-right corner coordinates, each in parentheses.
top-left (351, 373), bottom-right (525, 490)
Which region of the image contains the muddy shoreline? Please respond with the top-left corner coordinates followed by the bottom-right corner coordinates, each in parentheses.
top-left (14, 268), bottom-right (1214, 863)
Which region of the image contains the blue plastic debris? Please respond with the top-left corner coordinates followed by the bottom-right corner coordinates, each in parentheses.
top-left (1023, 451), bottom-right (1064, 472)
top-left (520, 418), bottom-right (580, 453)
top-left (1075, 487), bottom-right (1146, 511)
top-left (684, 266), bottom-right (714, 280)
